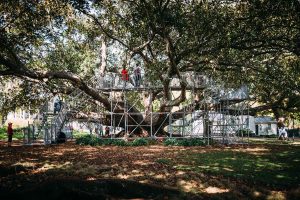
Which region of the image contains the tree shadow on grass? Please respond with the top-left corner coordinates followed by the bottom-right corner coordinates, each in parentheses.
top-left (0, 178), bottom-right (195, 200)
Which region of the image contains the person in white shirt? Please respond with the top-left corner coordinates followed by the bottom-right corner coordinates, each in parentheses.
top-left (278, 126), bottom-right (288, 140)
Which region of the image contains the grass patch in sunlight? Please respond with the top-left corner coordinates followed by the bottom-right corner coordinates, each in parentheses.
top-left (176, 145), bottom-right (300, 189)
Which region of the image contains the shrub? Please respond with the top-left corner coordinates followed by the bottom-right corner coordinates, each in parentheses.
top-left (72, 131), bottom-right (88, 139)
top-left (76, 135), bottom-right (101, 146)
top-left (131, 138), bottom-right (149, 146)
top-left (101, 139), bottom-right (113, 146)
top-left (0, 127), bottom-right (6, 134)
top-left (287, 129), bottom-right (300, 137)
top-left (76, 136), bottom-right (133, 146)
top-left (236, 129), bottom-right (255, 137)
top-left (164, 138), bottom-right (178, 146)
top-left (0, 127), bottom-right (25, 140)
top-left (164, 138), bottom-right (207, 146)
top-left (147, 138), bottom-right (159, 145)
top-left (111, 139), bottom-right (128, 146)
top-left (187, 138), bottom-right (206, 146)
top-left (265, 134), bottom-right (277, 138)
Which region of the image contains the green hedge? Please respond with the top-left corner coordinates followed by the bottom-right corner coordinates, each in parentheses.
top-left (236, 129), bottom-right (256, 137)
top-left (75, 135), bottom-right (152, 146)
top-left (163, 138), bottom-right (209, 146)
top-left (76, 136), bottom-right (213, 147)
top-left (75, 135), bottom-right (102, 146)
top-left (287, 129), bottom-right (300, 137)
top-left (254, 134), bottom-right (278, 138)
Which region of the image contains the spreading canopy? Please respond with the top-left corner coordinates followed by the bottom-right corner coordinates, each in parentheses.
top-left (0, 0), bottom-right (299, 124)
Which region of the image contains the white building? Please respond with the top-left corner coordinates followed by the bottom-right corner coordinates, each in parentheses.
top-left (254, 116), bottom-right (277, 136)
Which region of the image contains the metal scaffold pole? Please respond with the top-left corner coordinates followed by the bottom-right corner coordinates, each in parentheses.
top-left (124, 89), bottom-right (128, 136)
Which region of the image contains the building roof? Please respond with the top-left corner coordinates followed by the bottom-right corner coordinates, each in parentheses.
top-left (255, 116), bottom-right (277, 124)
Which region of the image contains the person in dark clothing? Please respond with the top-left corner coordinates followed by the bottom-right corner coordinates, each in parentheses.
top-left (7, 122), bottom-right (13, 147)
top-left (54, 99), bottom-right (61, 114)
top-left (134, 64), bottom-right (141, 87)
top-left (105, 126), bottom-right (110, 136)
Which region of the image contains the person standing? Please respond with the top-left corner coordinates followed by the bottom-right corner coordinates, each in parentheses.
top-left (54, 98), bottom-right (61, 114)
top-left (278, 125), bottom-right (288, 140)
top-left (7, 122), bottom-right (13, 147)
top-left (105, 126), bottom-right (110, 136)
top-left (134, 64), bottom-right (141, 87)
top-left (121, 66), bottom-right (129, 87)
top-left (95, 123), bottom-right (103, 137)
top-left (282, 126), bottom-right (288, 140)
top-left (99, 123), bottom-right (103, 136)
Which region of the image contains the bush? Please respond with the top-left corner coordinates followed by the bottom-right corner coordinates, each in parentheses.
top-left (0, 127), bottom-right (6, 134)
top-left (110, 139), bottom-right (128, 146)
top-left (187, 138), bottom-right (206, 146)
top-left (145, 138), bottom-right (158, 145)
top-left (257, 134), bottom-right (278, 138)
top-left (164, 138), bottom-right (178, 146)
top-left (0, 127), bottom-right (25, 140)
top-left (131, 138), bottom-right (149, 146)
top-left (164, 138), bottom-right (207, 146)
top-left (101, 139), bottom-right (113, 146)
top-left (76, 136), bottom-right (151, 146)
top-left (236, 129), bottom-right (255, 137)
top-left (76, 135), bottom-right (101, 146)
top-left (265, 134), bottom-right (277, 138)
top-left (287, 129), bottom-right (300, 137)
top-left (72, 131), bottom-right (89, 139)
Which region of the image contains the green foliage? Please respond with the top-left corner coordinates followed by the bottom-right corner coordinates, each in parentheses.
top-left (131, 138), bottom-right (149, 146)
top-left (263, 134), bottom-right (278, 138)
top-left (72, 131), bottom-right (89, 139)
top-left (164, 138), bottom-right (208, 146)
top-left (163, 138), bottom-right (178, 146)
top-left (254, 134), bottom-right (278, 138)
top-left (287, 129), bottom-right (300, 137)
top-left (0, 127), bottom-right (6, 134)
top-left (75, 136), bottom-right (151, 146)
top-left (146, 138), bottom-right (158, 145)
top-left (236, 129), bottom-right (255, 137)
top-left (0, 127), bottom-right (24, 140)
top-left (1, 0), bottom-right (300, 127)
top-left (112, 139), bottom-right (128, 146)
top-left (126, 92), bottom-right (145, 111)
top-left (75, 135), bottom-right (101, 146)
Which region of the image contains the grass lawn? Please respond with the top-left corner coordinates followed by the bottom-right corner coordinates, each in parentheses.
top-left (175, 144), bottom-right (299, 189)
top-left (0, 139), bottom-right (299, 199)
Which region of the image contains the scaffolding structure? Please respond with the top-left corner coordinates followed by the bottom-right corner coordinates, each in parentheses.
top-left (91, 71), bottom-right (250, 143)
top-left (26, 70), bottom-right (250, 145)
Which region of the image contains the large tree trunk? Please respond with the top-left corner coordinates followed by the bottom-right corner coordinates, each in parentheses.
top-left (99, 38), bottom-right (107, 75)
